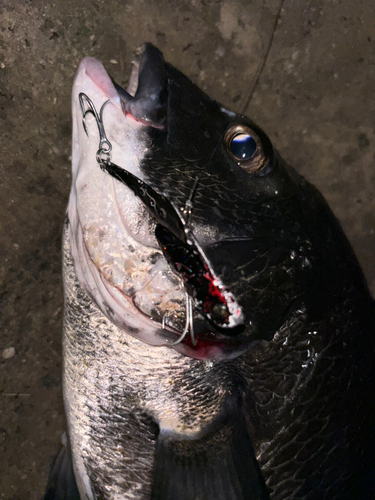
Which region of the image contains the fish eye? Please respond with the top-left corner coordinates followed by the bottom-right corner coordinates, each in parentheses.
top-left (224, 124), bottom-right (268, 174)
top-left (230, 132), bottom-right (257, 160)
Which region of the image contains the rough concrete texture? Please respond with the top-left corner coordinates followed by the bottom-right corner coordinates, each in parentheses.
top-left (0, 0), bottom-right (374, 498)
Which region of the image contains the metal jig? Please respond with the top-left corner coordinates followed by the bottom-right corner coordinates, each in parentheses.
top-left (78, 92), bottom-right (243, 345)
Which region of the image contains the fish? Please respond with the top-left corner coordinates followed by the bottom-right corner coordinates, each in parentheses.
top-left (44, 43), bottom-right (375, 500)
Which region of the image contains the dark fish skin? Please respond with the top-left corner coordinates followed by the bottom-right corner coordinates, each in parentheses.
top-left (45, 44), bottom-right (375, 500)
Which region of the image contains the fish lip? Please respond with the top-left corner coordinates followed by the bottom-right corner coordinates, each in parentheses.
top-left (74, 45), bottom-right (167, 130)
top-left (125, 43), bottom-right (167, 128)
top-left (112, 43), bottom-right (168, 129)
top-left (74, 56), bottom-right (123, 111)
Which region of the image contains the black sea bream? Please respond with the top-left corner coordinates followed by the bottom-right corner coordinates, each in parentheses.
top-left (44, 44), bottom-right (375, 500)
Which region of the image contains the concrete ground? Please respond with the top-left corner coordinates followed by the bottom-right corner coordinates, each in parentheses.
top-left (0, 0), bottom-right (374, 498)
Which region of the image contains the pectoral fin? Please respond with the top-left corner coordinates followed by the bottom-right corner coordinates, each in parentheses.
top-left (151, 404), bottom-right (269, 500)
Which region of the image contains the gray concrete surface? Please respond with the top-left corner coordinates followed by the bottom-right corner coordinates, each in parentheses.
top-left (0, 0), bottom-right (374, 498)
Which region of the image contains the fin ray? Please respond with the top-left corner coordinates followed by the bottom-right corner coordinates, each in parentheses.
top-left (43, 433), bottom-right (80, 500)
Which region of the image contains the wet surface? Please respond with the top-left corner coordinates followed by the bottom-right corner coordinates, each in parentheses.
top-left (0, 0), bottom-right (374, 497)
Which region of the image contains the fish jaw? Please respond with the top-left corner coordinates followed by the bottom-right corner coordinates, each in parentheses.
top-left (67, 54), bottom-right (251, 360)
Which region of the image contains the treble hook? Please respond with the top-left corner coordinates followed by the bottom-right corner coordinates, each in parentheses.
top-left (78, 92), bottom-right (112, 164)
top-left (163, 293), bottom-right (196, 346)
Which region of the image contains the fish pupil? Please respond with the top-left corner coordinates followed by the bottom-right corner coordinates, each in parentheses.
top-left (230, 132), bottom-right (257, 160)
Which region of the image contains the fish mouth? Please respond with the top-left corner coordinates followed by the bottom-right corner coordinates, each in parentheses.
top-left (68, 44), bottom-right (253, 360)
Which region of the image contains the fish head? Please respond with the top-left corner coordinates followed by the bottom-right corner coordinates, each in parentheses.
top-left (68, 43), bottom-right (351, 360)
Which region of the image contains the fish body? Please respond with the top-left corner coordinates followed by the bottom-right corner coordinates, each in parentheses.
top-left (45, 44), bottom-right (375, 499)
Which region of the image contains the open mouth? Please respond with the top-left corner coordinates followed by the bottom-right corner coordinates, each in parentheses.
top-left (68, 44), bottom-right (251, 360)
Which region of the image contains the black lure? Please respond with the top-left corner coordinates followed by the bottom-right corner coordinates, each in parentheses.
top-left (101, 160), bottom-right (244, 331)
